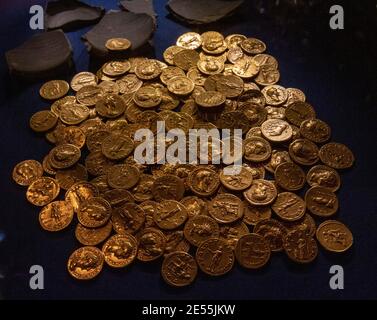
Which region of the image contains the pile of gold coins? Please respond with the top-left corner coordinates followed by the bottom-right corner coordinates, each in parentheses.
top-left (12, 32), bottom-right (355, 286)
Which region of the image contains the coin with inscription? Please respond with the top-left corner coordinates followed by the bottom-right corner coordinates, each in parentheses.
top-left (162, 252), bottom-right (197, 287)
top-left (319, 142), bottom-right (355, 169)
top-left (289, 138), bottom-right (319, 166)
top-left (49, 144), bottom-right (81, 169)
top-left (137, 228), bottom-right (166, 262)
top-left (208, 193), bottom-right (244, 224)
top-left (78, 197), bottom-right (112, 228)
top-left (107, 164), bottom-right (140, 189)
top-left (75, 222), bottom-right (112, 246)
top-left (13, 160), bottom-right (43, 186)
top-left (102, 234), bottom-right (138, 268)
top-left (261, 119), bottom-right (292, 143)
top-left (254, 219), bottom-right (288, 252)
top-left (39, 200), bottom-right (74, 231)
top-left (316, 220), bottom-right (353, 253)
top-left (300, 118), bottom-right (331, 143)
top-left (40, 80), bottom-right (69, 100)
top-left (305, 186), bottom-right (338, 217)
top-left (283, 228), bottom-right (318, 263)
top-left (112, 203), bottom-right (145, 235)
top-left (67, 246), bottom-right (104, 280)
top-left (30, 110), bottom-right (58, 133)
top-left (244, 136), bottom-right (271, 162)
top-left (243, 179), bottom-right (277, 206)
top-left (196, 238), bottom-right (234, 276)
top-left (272, 192), bottom-right (306, 222)
top-left (184, 215), bottom-right (219, 247)
top-left (307, 165), bottom-right (341, 192)
top-left (261, 85), bottom-right (287, 105)
top-left (154, 200), bottom-right (188, 230)
top-left (188, 167), bottom-right (220, 197)
top-left (26, 177), bottom-right (60, 206)
top-left (274, 162), bottom-right (306, 191)
top-left (235, 233), bottom-right (270, 269)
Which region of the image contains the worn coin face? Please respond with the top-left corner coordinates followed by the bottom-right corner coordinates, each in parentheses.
top-left (56, 164), bottom-right (88, 190)
top-left (254, 219), bottom-right (287, 252)
top-left (167, 76), bottom-right (194, 96)
top-left (305, 186), bottom-right (338, 217)
top-left (285, 101), bottom-right (316, 126)
top-left (39, 200), bottom-right (74, 231)
top-left (241, 38), bottom-right (266, 54)
top-left (316, 220), bottom-right (353, 253)
top-left (188, 167), bottom-right (220, 196)
top-left (154, 200), bottom-right (188, 230)
top-left (107, 164), bottom-right (140, 189)
top-left (197, 57), bottom-right (224, 75)
top-left (40, 80), bottom-right (69, 100)
top-left (201, 31), bottom-right (227, 54)
top-left (244, 136), bottom-right (271, 162)
top-left (306, 165), bottom-right (341, 191)
top-left (289, 138), bottom-right (319, 166)
top-left (137, 227), bottom-right (166, 262)
top-left (283, 88), bottom-right (306, 107)
top-left (75, 222), bottom-right (112, 246)
top-left (319, 142), bottom-right (355, 169)
top-left (196, 238), bottom-right (234, 276)
top-left (26, 177), bottom-right (60, 206)
top-left (300, 119), bottom-right (331, 143)
top-left (262, 85), bottom-right (287, 105)
top-left (195, 91), bottom-right (226, 108)
top-left (243, 179), bottom-right (277, 206)
top-left (105, 38), bottom-right (131, 51)
top-left (152, 174), bottom-right (185, 202)
top-left (164, 230), bottom-right (190, 256)
top-left (261, 119), bottom-right (292, 143)
top-left (101, 133), bottom-right (134, 160)
top-left (163, 45), bottom-right (185, 65)
top-left (85, 151), bottom-right (114, 176)
top-left (283, 228), bottom-right (318, 263)
top-left (112, 203), bottom-right (145, 235)
top-left (264, 149), bottom-right (291, 173)
top-left (134, 86), bottom-right (162, 108)
top-left (71, 72), bottom-right (97, 92)
top-left (13, 160), bottom-right (43, 186)
top-left (272, 192), bottom-right (306, 222)
top-left (78, 197), bottom-right (112, 228)
top-left (219, 221), bottom-right (249, 250)
top-left (76, 85), bottom-right (103, 106)
top-left (96, 94), bottom-right (126, 118)
top-left (49, 143), bottom-right (81, 169)
top-left (67, 246), bottom-right (104, 280)
top-left (102, 234), bottom-right (138, 268)
top-left (282, 213), bottom-right (316, 237)
top-left (235, 233), bottom-right (271, 269)
top-left (65, 182), bottom-right (99, 212)
top-left (59, 103), bottom-right (90, 125)
top-left (180, 196), bottom-right (207, 218)
top-left (176, 32), bottom-right (202, 50)
top-left (232, 57), bottom-right (259, 78)
top-left (219, 166), bottom-right (253, 191)
top-left (184, 215), bottom-right (219, 247)
top-left (274, 162), bottom-right (306, 191)
top-left (30, 110), bottom-right (58, 133)
top-left (173, 49), bottom-right (200, 71)
top-left (56, 126), bottom-right (86, 148)
top-left (102, 61), bottom-right (131, 77)
top-left (243, 201), bottom-right (271, 226)
top-left (208, 193), bottom-right (244, 224)
top-left (162, 252), bottom-right (197, 287)
top-left (135, 59), bottom-right (162, 80)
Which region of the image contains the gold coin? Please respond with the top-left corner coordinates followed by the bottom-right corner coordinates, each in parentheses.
top-left (105, 38), bottom-right (131, 51)
top-left (102, 60), bottom-right (131, 77)
top-left (49, 143), bottom-right (81, 169)
top-left (176, 32), bottom-right (202, 50)
top-left (133, 86), bottom-right (162, 108)
top-left (197, 56), bottom-right (224, 75)
top-left (135, 59), bottom-right (162, 80)
top-left (225, 34), bottom-right (247, 48)
top-left (75, 221), bottom-right (112, 246)
top-left (241, 38), bottom-right (266, 54)
top-left (26, 177), bottom-right (60, 206)
top-left (201, 31), bottom-right (227, 54)
top-left (163, 45), bottom-right (185, 65)
top-left (59, 103), bottom-right (90, 125)
top-left (12, 160), bottom-right (43, 186)
top-left (30, 110), bottom-right (58, 132)
top-left (173, 49), bottom-right (200, 71)
top-left (261, 119), bottom-right (293, 143)
top-left (271, 192), bottom-right (306, 221)
top-left (65, 182), bottom-right (99, 212)
top-left (101, 133), bottom-right (134, 160)
top-left (305, 186), bottom-right (338, 217)
top-left (102, 234), bottom-right (138, 268)
top-left (39, 200), bottom-right (74, 231)
top-left (285, 101), bottom-right (316, 126)
top-left (39, 80), bottom-right (69, 100)
top-left (316, 220), bottom-right (353, 253)
top-left (195, 91), bottom-right (226, 108)
top-left (107, 164), bottom-right (140, 189)
top-left (244, 136), bottom-right (272, 162)
top-left (56, 126), bottom-right (86, 148)
top-left (232, 57), bottom-right (260, 78)
top-left (289, 138), bottom-right (319, 166)
top-left (160, 66), bottom-right (185, 85)
top-left (319, 142), bottom-right (355, 169)
top-left (55, 164), bottom-right (88, 190)
top-left (166, 76), bottom-right (194, 96)
top-left (161, 251), bottom-right (197, 287)
top-left (154, 200), bottom-right (188, 230)
top-left (137, 227), bottom-right (166, 262)
top-left (219, 165), bottom-right (253, 191)
top-left (243, 179), bottom-right (277, 206)
top-left (208, 193), bottom-right (244, 224)
top-left (70, 72), bottom-right (97, 92)
top-left (283, 228), bottom-right (318, 263)
top-left (235, 233), bottom-right (270, 269)
top-left (67, 246), bottom-right (104, 280)
top-left (95, 93), bottom-right (126, 118)
top-left (77, 197), bottom-right (112, 228)
top-left (306, 165), bottom-right (341, 192)
top-left (117, 74), bottom-right (143, 94)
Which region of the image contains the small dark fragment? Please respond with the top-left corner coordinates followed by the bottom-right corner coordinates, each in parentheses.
top-left (5, 30), bottom-right (73, 78)
top-left (120, 0), bottom-right (156, 21)
top-left (167, 0), bottom-right (244, 24)
top-left (82, 11), bottom-right (155, 57)
top-left (45, 0), bottom-right (105, 31)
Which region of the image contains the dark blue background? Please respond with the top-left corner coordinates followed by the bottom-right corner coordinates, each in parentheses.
top-left (0, 0), bottom-right (376, 299)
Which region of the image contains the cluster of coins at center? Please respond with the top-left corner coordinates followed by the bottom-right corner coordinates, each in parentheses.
top-left (13, 32), bottom-right (355, 286)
